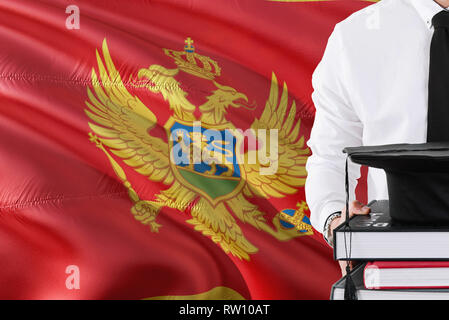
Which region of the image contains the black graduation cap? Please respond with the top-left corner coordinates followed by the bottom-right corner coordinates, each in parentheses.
top-left (344, 142), bottom-right (449, 225)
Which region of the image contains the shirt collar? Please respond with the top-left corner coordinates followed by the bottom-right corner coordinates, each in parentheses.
top-left (410, 0), bottom-right (448, 29)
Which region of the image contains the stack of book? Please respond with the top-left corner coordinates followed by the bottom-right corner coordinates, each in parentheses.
top-left (330, 200), bottom-right (449, 300)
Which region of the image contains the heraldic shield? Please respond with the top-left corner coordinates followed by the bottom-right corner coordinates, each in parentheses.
top-left (168, 118), bottom-right (246, 206)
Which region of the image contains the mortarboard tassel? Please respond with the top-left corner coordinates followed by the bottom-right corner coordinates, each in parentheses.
top-left (344, 264), bottom-right (357, 300)
top-left (343, 156), bottom-right (357, 300)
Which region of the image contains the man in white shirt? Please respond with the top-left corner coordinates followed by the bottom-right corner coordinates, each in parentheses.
top-left (305, 0), bottom-right (449, 275)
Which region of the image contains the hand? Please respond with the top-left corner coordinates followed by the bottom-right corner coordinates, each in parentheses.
top-left (330, 200), bottom-right (371, 276)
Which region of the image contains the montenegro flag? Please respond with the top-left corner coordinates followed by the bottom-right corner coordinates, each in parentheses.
top-left (0, 0), bottom-right (374, 299)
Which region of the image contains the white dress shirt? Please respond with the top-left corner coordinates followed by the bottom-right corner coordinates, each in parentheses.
top-left (306, 0), bottom-right (448, 233)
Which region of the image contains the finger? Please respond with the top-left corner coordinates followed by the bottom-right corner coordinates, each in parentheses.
top-left (350, 200), bottom-right (364, 212)
top-left (350, 201), bottom-right (371, 215)
top-left (353, 206), bottom-right (371, 215)
top-left (341, 201), bottom-right (369, 221)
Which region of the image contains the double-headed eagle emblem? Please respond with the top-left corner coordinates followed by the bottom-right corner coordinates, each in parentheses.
top-left (85, 38), bottom-right (311, 260)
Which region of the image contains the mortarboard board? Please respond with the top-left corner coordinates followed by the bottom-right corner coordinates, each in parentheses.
top-left (344, 142), bottom-right (449, 224)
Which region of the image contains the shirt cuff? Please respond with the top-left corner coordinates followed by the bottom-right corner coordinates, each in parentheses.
top-left (317, 200), bottom-right (345, 234)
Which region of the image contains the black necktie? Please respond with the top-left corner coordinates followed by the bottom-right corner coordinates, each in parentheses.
top-left (428, 11), bottom-right (449, 142)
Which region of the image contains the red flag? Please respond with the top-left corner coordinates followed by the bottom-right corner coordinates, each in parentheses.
top-left (0, 0), bottom-right (373, 299)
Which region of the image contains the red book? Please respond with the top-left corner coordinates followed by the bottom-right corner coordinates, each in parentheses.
top-left (364, 261), bottom-right (449, 290)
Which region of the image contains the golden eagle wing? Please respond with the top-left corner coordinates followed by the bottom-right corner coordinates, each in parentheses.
top-left (85, 39), bottom-right (173, 185)
top-left (241, 72), bottom-right (309, 198)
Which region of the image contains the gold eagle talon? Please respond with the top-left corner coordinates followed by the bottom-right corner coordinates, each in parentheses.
top-left (131, 200), bottom-right (163, 233)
